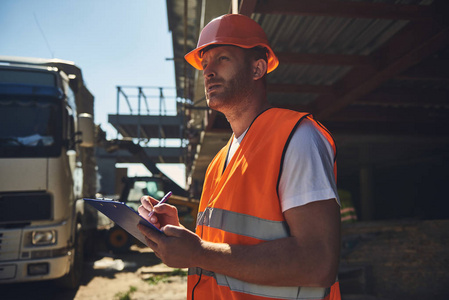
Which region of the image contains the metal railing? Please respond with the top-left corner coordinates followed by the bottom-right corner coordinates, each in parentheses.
top-left (113, 86), bottom-right (190, 150)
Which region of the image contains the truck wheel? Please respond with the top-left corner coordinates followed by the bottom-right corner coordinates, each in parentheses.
top-left (56, 222), bottom-right (84, 289)
top-left (106, 225), bottom-right (133, 253)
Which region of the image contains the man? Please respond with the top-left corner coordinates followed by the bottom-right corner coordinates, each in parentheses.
top-left (138, 14), bottom-right (341, 300)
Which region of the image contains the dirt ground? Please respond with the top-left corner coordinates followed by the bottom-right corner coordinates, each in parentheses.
top-left (0, 243), bottom-right (187, 300)
top-left (75, 244), bottom-right (187, 300)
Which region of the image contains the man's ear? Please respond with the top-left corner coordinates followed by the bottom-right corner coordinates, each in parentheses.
top-left (252, 59), bottom-right (268, 80)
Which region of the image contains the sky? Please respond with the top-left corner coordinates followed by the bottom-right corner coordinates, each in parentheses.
top-left (0, 0), bottom-right (186, 187)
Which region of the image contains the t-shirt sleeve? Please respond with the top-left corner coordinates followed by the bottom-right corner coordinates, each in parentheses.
top-left (279, 119), bottom-right (340, 212)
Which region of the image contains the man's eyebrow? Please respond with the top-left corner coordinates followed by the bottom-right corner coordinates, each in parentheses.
top-left (202, 46), bottom-right (237, 59)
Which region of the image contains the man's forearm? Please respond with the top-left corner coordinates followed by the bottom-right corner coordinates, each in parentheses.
top-left (194, 200), bottom-right (341, 287)
top-left (139, 200), bottom-right (341, 287)
top-left (195, 235), bottom-right (338, 287)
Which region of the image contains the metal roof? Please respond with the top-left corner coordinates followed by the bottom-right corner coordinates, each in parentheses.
top-left (166, 0), bottom-right (449, 190)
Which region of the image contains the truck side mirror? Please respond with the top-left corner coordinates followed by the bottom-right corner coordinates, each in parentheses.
top-left (77, 113), bottom-right (95, 148)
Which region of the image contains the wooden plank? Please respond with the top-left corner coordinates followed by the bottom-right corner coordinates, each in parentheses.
top-left (396, 59), bottom-right (449, 80)
top-left (276, 52), bottom-right (374, 66)
top-left (326, 105), bottom-right (449, 123)
top-left (359, 88), bottom-right (449, 106)
top-left (239, 0), bottom-right (257, 17)
top-left (341, 220), bottom-right (449, 298)
top-left (325, 120), bottom-right (449, 136)
top-left (268, 83), bottom-right (335, 94)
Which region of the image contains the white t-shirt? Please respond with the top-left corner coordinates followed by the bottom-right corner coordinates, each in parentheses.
top-left (226, 118), bottom-right (339, 212)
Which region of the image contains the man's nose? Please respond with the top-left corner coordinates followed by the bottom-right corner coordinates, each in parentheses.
top-left (203, 64), bottom-right (215, 79)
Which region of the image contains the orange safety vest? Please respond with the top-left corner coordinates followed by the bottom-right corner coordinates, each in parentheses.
top-left (188, 108), bottom-right (341, 300)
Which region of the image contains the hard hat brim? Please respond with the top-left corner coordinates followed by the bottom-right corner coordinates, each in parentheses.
top-left (184, 42), bottom-right (279, 74)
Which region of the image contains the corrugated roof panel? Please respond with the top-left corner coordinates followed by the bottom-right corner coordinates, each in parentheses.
top-left (256, 14), bottom-right (409, 55)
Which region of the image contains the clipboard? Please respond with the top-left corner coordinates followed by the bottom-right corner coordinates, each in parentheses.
top-left (84, 198), bottom-right (162, 245)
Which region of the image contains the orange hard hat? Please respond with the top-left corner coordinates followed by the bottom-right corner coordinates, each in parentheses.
top-left (184, 14), bottom-right (279, 73)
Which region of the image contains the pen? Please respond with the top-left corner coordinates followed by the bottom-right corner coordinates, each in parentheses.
top-left (148, 191), bottom-right (172, 218)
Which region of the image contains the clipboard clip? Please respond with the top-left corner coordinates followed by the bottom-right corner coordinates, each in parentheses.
top-left (99, 197), bottom-right (117, 202)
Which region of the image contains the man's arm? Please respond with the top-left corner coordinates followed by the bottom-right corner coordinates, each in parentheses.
top-left (138, 198), bottom-right (340, 287)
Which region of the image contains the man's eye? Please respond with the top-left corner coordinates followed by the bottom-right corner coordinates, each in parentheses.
top-left (219, 56), bottom-right (228, 61)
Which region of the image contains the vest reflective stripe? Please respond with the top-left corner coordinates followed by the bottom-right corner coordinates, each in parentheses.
top-left (197, 207), bottom-right (290, 241)
top-left (189, 267), bottom-right (330, 300)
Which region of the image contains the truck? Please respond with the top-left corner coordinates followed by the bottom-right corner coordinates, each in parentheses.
top-left (0, 56), bottom-right (97, 289)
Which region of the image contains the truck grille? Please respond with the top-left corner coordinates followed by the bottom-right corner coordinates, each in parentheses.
top-left (0, 192), bottom-right (52, 224)
top-left (0, 230), bottom-right (21, 260)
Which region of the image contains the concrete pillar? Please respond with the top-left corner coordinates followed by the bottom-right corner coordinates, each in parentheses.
top-left (359, 144), bottom-right (374, 221)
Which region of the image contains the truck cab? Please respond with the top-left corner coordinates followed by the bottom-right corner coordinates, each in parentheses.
top-left (0, 57), bottom-right (96, 288)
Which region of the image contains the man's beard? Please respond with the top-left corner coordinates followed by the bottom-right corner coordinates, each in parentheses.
top-left (205, 69), bottom-right (252, 112)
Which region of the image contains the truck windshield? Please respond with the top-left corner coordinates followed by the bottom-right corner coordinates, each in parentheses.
top-left (0, 95), bottom-right (62, 157)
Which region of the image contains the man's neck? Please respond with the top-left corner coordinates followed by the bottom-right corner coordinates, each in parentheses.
top-left (227, 102), bottom-right (272, 138)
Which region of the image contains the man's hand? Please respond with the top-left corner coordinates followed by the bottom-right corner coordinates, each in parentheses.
top-left (137, 223), bottom-right (203, 268)
top-left (138, 195), bottom-right (180, 229)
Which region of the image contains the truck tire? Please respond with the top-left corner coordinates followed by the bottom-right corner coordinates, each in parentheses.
top-left (56, 222), bottom-right (84, 289)
top-left (106, 225), bottom-right (133, 253)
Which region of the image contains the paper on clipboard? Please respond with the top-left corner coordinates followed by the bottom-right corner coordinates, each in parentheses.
top-left (84, 198), bottom-right (162, 245)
